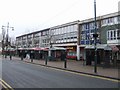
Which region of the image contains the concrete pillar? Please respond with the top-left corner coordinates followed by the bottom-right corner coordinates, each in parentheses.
top-left (48, 50), bottom-right (51, 57)
top-left (84, 48), bottom-right (86, 61)
top-left (32, 34), bottom-right (34, 47)
top-left (77, 45), bottom-right (80, 60)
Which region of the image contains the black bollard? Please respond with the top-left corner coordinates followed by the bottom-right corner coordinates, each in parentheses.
top-left (21, 55), bottom-right (23, 60)
top-left (31, 58), bottom-right (33, 62)
top-left (45, 57), bottom-right (47, 65)
top-left (64, 59), bottom-right (67, 68)
top-left (10, 55), bottom-right (12, 60)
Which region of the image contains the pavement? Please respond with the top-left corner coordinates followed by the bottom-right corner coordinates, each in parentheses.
top-left (3, 56), bottom-right (120, 80)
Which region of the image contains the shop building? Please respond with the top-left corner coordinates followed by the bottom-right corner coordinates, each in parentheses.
top-left (16, 20), bottom-right (80, 60)
top-left (16, 12), bottom-right (119, 61)
top-left (78, 12), bottom-right (120, 63)
top-left (49, 20), bottom-right (80, 60)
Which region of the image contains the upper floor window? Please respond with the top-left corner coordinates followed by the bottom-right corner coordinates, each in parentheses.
top-left (102, 17), bottom-right (115, 26)
top-left (107, 29), bottom-right (120, 40)
top-left (117, 30), bottom-right (120, 39)
top-left (118, 16), bottom-right (120, 24)
top-left (89, 22), bottom-right (94, 29)
top-left (84, 24), bottom-right (89, 30)
top-left (34, 33), bottom-right (39, 38)
top-left (82, 24), bottom-right (89, 30)
top-left (41, 30), bottom-right (49, 36)
top-left (108, 18), bottom-right (114, 23)
top-left (22, 36), bottom-right (27, 40)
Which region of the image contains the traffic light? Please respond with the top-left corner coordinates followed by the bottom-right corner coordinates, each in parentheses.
top-left (93, 33), bottom-right (98, 38)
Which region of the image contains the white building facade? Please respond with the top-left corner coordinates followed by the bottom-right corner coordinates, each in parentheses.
top-left (16, 12), bottom-right (120, 61)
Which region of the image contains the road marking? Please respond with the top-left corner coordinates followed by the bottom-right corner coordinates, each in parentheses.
top-left (24, 60), bottom-right (120, 83)
top-left (0, 81), bottom-right (9, 90)
top-left (0, 79), bottom-right (14, 90)
top-left (43, 66), bottom-right (120, 83)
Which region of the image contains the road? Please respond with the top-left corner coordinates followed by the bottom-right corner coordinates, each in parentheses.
top-left (1, 57), bottom-right (119, 88)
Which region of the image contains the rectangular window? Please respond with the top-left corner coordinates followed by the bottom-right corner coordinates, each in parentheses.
top-left (118, 16), bottom-right (120, 24)
top-left (114, 31), bottom-right (116, 39)
top-left (117, 30), bottom-right (120, 39)
top-left (74, 25), bottom-right (78, 31)
top-left (107, 30), bottom-right (119, 40)
top-left (84, 24), bottom-right (89, 29)
top-left (102, 19), bottom-right (107, 25)
top-left (90, 22), bottom-right (94, 29)
top-left (82, 25), bottom-right (85, 30)
top-left (55, 29), bottom-right (58, 35)
top-left (110, 31), bottom-right (113, 40)
top-left (107, 31), bottom-right (109, 40)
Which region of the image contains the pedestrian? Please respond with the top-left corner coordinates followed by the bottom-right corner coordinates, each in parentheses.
top-left (26, 53), bottom-right (30, 60)
top-left (30, 51), bottom-right (34, 62)
top-left (113, 53), bottom-right (117, 67)
top-left (9, 51), bottom-right (12, 60)
top-left (20, 50), bottom-right (24, 60)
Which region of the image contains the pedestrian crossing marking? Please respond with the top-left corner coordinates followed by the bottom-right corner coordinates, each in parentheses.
top-left (0, 81), bottom-right (9, 90)
top-left (0, 78), bottom-right (14, 90)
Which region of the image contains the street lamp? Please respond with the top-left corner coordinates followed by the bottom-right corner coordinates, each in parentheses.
top-left (93, 0), bottom-right (98, 73)
top-left (2, 22), bottom-right (14, 58)
top-left (1, 26), bottom-right (6, 56)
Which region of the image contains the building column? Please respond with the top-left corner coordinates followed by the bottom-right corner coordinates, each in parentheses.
top-left (77, 45), bottom-right (80, 60)
top-left (39, 36), bottom-right (41, 48)
top-left (84, 47), bottom-right (86, 61)
top-left (26, 36), bottom-right (28, 48)
top-left (77, 21), bottom-right (81, 61)
top-left (48, 50), bottom-right (51, 57)
top-left (32, 34), bottom-right (34, 47)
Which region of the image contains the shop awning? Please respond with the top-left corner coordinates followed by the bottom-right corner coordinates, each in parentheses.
top-left (85, 44), bottom-right (119, 52)
top-left (18, 47), bottom-right (48, 51)
top-left (18, 48), bottom-right (24, 50)
top-left (50, 47), bottom-right (66, 50)
top-left (31, 47), bottom-right (48, 51)
top-left (104, 45), bottom-right (112, 51)
top-left (85, 44), bottom-right (108, 49)
top-left (110, 45), bottom-right (119, 52)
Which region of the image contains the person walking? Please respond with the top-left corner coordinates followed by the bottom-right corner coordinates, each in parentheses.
top-left (30, 51), bottom-right (34, 62)
top-left (20, 50), bottom-right (24, 60)
top-left (9, 51), bottom-right (12, 60)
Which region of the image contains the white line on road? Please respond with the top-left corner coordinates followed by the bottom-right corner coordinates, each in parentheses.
top-left (0, 78), bottom-right (14, 90)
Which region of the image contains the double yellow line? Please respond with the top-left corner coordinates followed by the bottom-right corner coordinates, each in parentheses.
top-left (0, 79), bottom-right (14, 90)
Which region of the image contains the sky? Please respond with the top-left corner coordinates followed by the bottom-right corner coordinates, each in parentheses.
top-left (0, 0), bottom-right (119, 38)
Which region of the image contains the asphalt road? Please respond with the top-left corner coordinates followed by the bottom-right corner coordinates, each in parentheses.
top-left (1, 58), bottom-right (119, 88)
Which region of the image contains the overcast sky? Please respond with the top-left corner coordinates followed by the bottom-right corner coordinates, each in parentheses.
top-left (0, 0), bottom-right (119, 38)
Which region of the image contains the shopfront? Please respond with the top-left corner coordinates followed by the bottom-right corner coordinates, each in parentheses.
top-left (66, 46), bottom-right (77, 60)
top-left (85, 44), bottom-right (119, 66)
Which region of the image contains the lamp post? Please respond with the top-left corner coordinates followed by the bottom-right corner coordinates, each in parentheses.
top-left (2, 26), bottom-right (6, 56)
top-left (2, 22), bottom-right (14, 58)
top-left (93, 0), bottom-right (98, 73)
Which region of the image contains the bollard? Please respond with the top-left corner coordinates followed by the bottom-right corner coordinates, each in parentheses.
top-left (21, 55), bottom-right (23, 60)
top-left (64, 59), bottom-right (67, 68)
top-left (31, 58), bottom-right (33, 62)
top-left (10, 55), bottom-right (12, 60)
top-left (45, 57), bottom-right (47, 65)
